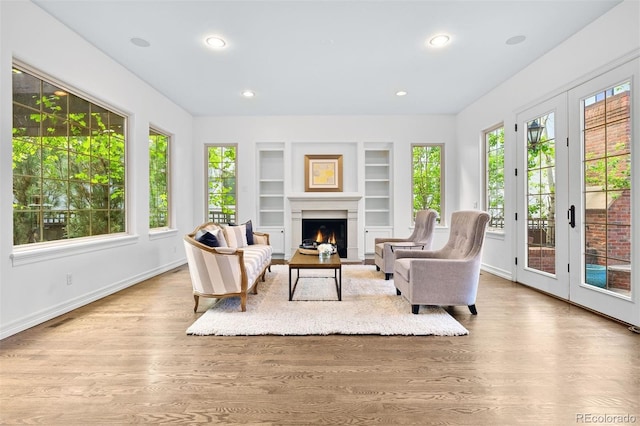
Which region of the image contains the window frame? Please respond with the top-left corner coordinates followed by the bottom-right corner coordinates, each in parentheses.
top-left (11, 61), bottom-right (129, 249)
top-left (148, 126), bottom-right (171, 230)
top-left (411, 143), bottom-right (445, 225)
top-left (204, 143), bottom-right (238, 224)
top-left (484, 123), bottom-right (505, 232)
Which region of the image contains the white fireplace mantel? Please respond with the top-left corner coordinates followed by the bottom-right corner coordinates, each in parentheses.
top-left (287, 192), bottom-right (362, 203)
top-left (288, 193), bottom-right (362, 261)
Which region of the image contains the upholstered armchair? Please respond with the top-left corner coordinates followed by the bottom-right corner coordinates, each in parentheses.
top-left (374, 209), bottom-right (438, 280)
top-left (393, 210), bottom-right (490, 314)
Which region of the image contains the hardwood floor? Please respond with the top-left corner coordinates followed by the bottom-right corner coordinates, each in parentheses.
top-left (1, 264), bottom-right (638, 425)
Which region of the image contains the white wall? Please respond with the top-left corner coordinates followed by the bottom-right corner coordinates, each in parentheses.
top-left (0, 0), bottom-right (195, 338)
top-left (455, 0), bottom-right (640, 279)
top-left (193, 115), bottom-right (458, 254)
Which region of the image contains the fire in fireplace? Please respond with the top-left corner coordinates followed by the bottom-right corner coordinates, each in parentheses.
top-left (301, 219), bottom-right (347, 258)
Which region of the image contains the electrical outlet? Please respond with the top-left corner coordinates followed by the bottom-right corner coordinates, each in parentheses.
top-left (66, 273), bottom-right (72, 286)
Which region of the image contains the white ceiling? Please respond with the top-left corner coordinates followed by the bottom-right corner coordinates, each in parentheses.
top-left (32, 0), bottom-right (621, 116)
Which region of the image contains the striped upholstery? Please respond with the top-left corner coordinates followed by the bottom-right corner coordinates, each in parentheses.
top-left (184, 222), bottom-right (272, 312)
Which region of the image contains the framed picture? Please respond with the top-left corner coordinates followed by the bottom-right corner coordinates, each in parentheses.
top-left (304, 154), bottom-right (343, 192)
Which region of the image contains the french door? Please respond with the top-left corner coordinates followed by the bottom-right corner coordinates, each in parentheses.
top-left (517, 59), bottom-right (638, 326)
top-left (567, 60), bottom-right (638, 325)
top-left (516, 93), bottom-right (570, 300)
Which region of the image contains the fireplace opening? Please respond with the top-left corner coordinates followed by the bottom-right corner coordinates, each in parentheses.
top-left (301, 219), bottom-right (347, 258)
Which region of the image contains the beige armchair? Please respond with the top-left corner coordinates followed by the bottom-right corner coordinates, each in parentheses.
top-left (393, 210), bottom-right (490, 314)
top-left (374, 209), bottom-right (438, 280)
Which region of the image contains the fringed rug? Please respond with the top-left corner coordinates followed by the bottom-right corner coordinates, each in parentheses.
top-left (186, 264), bottom-right (468, 336)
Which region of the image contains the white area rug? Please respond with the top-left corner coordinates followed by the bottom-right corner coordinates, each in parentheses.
top-left (186, 264), bottom-right (469, 336)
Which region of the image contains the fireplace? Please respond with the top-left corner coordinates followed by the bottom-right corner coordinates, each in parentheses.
top-left (288, 194), bottom-right (362, 261)
top-left (301, 219), bottom-right (347, 258)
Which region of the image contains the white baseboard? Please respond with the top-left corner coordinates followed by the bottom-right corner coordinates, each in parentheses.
top-left (0, 258), bottom-right (187, 340)
top-left (481, 263), bottom-right (513, 281)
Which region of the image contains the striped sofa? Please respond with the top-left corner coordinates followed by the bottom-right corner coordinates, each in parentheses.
top-left (183, 222), bottom-right (272, 312)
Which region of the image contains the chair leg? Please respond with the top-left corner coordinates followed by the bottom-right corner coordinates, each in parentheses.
top-left (468, 304), bottom-right (477, 315)
top-left (193, 295), bottom-right (199, 313)
top-left (396, 288), bottom-right (401, 296)
top-left (412, 305), bottom-right (419, 315)
top-left (385, 273), bottom-right (392, 280)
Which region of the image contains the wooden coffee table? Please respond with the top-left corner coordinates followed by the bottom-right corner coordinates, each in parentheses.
top-left (288, 249), bottom-right (342, 301)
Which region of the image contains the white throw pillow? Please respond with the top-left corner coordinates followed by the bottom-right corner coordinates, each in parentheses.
top-left (225, 225), bottom-right (248, 248)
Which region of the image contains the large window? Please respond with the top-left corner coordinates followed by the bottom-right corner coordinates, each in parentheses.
top-left (485, 125), bottom-right (505, 230)
top-left (206, 145), bottom-right (237, 223)
top-left (12, 65), bottom-right (126, 246)
top-left (149, 128), bottom-right (170, 229)
top-left (412, 144), bottom-right (443, 223)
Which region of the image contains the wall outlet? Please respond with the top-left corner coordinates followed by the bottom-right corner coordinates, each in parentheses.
top-left (66, 273), bottom-right (72, 286)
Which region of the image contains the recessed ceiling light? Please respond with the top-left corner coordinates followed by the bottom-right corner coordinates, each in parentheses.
top-left (396, 90), bottom-right (408, 97)
top-left (205, 36), bottom-right (227, 49)
top-left (242, 90), bottom-right (255, 98)
top-left (506, 35), bottom-right (526, 45)
top-left (428, 34), bottom-right (450, 48)
top-left (130, 37), bottom-right (150, 48)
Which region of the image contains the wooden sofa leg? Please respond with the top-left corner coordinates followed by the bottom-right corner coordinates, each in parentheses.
top-left (396, 288), bottom-right (401, 296)
top-left (193, 295), bottom-right (199, 313)
top-left (376, 265), bottom-right (380, 271)
top-left (241, 295), bottom-right (247, 312)
top-left (412, 305), bottom-right (419, 314)
top-left (468, 304), bottom-right (477, 315)
top-left (385, 273), bottom-right (392, 280)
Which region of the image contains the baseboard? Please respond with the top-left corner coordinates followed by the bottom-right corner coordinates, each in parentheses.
top-left (481, 263), bottom-right (513, 281)
top-left (0, 258), bottom-right (187, 340)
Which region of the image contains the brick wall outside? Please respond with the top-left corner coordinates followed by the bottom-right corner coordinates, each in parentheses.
top-left (583, 91), bottom-right (631, 291)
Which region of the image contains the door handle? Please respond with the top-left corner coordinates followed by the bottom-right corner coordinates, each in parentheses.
top-left (568, 205), bottom-right (576, 228)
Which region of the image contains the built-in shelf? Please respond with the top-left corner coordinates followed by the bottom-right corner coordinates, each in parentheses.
top-left (257, 145), bottom-right (285, 227)
top-left (364, 146), bottom-right (391, 227)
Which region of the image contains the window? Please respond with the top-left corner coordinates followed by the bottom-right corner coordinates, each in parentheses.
top-left (485, 125), bottom-right (505, 230)
top-left (206, 144), bottom-right (237, 223)
top-left (12, 65), bottom-right (126, 246)
top-left (149, 128), bottom-right (170, 229)
top-left (412, 144), bottom-right (443, 223)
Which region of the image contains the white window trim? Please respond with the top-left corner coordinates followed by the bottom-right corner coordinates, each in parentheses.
top-left (149, 126), bottom-right (172, 230)
top-left (411, 143), bottom-right (445, 226)
top-left (484, 123), bottom-right (505, 233)
top-left (10, 234), bottom-right (139, 267)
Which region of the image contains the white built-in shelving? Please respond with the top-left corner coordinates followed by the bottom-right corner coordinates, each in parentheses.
top-left (257, 144), bottom-right (286, 255)
top-left (363, 144), bottom-right (393, 254)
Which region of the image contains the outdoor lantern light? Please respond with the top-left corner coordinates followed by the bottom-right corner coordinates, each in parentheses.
top-left (527, 119), bottom-right (544, 144)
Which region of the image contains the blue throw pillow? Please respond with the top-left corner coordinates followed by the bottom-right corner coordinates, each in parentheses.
top-left (195, 230), bottom-right (220, 247)
top-left (245, 220), bottom-right (254, 245)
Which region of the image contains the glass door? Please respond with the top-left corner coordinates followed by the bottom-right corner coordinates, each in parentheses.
top-left (516, 94), bottom-right (570, 299)
top-left (567, 60), bottom-right (639, 326)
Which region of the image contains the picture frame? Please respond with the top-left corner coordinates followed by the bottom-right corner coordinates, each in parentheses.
top-left (304, 154), bottom-right (343, 192)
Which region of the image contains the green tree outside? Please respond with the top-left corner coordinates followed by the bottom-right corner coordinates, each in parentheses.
top-left (412, 145), bottom-right (441, 222)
